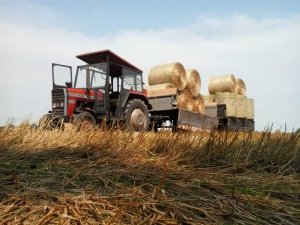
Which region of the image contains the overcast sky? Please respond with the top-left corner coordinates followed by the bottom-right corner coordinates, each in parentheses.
top-left (1, 0), bottom-right (300, 131)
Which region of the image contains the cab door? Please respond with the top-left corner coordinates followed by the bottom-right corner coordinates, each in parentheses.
top-left (93, 87), bottom-right (106, 119)
top-left (52, 63), bottom-right (72, 89)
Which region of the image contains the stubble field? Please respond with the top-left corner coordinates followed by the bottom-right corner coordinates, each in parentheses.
top-left (0, 122), bottom-right (299, 224)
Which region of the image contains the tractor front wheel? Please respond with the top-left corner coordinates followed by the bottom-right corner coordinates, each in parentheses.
top-left (124, 99), bottom-right (149, 131)
top-left (38, 114), bottom-right (61, 129)
top-left (73, 112), bottom-right (96, 130)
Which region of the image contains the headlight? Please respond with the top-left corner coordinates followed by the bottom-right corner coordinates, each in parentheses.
top-left (53, 102), bottom-right (63, 108)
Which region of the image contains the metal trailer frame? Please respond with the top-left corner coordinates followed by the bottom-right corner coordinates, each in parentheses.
top-left (215, 116), bottom-right (255, 132)
top-left (148, 95), bottom-right (218, 131)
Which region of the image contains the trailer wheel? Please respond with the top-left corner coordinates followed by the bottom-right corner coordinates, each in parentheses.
top-left (125, 99), bottom-right (149, 131)
top-left (150, 120), bottom-right (159, 132)
top-left (73, 112), bottom-right (96, 130)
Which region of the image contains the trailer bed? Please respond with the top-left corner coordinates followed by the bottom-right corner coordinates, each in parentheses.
top-left (147, 92), bottom-right (218, 130)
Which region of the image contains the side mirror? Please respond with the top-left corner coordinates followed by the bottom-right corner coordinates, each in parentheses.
top-left (65, 82), bottom-right (72, 88)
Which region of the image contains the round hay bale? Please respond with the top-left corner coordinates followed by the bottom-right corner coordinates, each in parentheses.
top-left (208, 74), bottom-right (236, 95)
top-left (148, 62), bottom-right (187, 91)
top-left (177, 89), bottom-right (194, 111)
top-left (236, 95), bottom-right (247, 118)
top-left (247, 98), bottom-right (254, 119)
top-left (235, 78), bottom-right (246, 95)
top-left (186, 69), bottom-right (201, 97)
top-left (145, 83), bottom-right (175, 91)
top-left (193, 94), bottom-right (205, 114)
top-left (214, 92), bottom-right (237, 117)
top-left (203, 95), bottom-right (214, 103)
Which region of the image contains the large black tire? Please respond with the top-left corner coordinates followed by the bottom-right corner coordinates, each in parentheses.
top-left (124, 99), bottom-right (150, 131)
top-left (72, 112), bottom-right (96, 130)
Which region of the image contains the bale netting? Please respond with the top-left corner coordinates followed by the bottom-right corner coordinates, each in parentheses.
top-left (186, 69), bottom-right (201, 97)
top-left (148, 62), bottom-right (187, 91)
top-left (208, 74), bottom-right (236, 95)
top-left (235, 78), bottom-right (246, 95)
top-left (236, 95), bottom-right (248, 118)
top-left (247, 98), bottom-right (255, 119)
top-left (177, 89), bottom-right (194, 111)
top-left (193, 94), bottom-right (205, 114)
top-left (203, 95), bottom-right (214, 103)
top-left (214, 92), bottom-right (237, 117)
top-left (146, 83), bottom-right (175, 91)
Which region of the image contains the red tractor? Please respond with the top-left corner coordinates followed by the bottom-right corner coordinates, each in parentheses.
top-left (41, 49), bottom-right (151, 130)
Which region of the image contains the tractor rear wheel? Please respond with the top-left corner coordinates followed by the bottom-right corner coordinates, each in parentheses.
top-left (73, 112), bottom-right (96, 130)
top-left (124, 99), bottom-right (149, 131)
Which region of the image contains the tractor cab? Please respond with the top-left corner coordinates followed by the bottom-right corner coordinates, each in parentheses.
top-left (49, 50), bottom-right (150, 130)
top-left (75, 49), bottom-right (143, 91)
top-left (75, 50), bottom-right (145, 119)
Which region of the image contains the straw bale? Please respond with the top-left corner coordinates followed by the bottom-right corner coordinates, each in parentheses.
top-left (148, 62), bottom-right (187, 91)
top-left (214, 92), bottom-right (237, 117)
top-left (186, 69), bottom-right (201, 97)
top-left (145, 83), bottom-right (175, 91)
top-left (204, 102), bottom-right (217, 107)
top-left (208, 74), bottom-right (236, 95)
top-left (236, 95), bottom-right (248, 118)
top-left (203, 95), bottom-right (214, 103)
top-left (235, 78), bottom-right (246, 95)
top-left (204, 102), bottom-right (218, 118)
top-left (177, 89), bottom-right (194, 111)
top-left (147, 87), bottom-right (177, 98)
top-left (193, 94), bottom-right (205, 114)
top-left (247, 98), bottom-right (255, 119)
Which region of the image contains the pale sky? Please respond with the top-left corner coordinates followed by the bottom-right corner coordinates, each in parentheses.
top-left (1, 0), bottom-right (300, 131)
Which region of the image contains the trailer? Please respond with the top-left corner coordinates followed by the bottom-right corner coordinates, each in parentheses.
top-left (147, 88), bottom-right (219, 131)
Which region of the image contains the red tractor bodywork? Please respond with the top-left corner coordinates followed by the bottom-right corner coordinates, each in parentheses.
top-left (48, 50), bottom-right (151, 130)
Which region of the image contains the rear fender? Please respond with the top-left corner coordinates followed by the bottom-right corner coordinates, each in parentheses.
top-left (85, 108), bottom-right (97, 118)
top-left (128, 94), bottom-right (150, 108)
top-left (115, 90), bottom-right (151, 120)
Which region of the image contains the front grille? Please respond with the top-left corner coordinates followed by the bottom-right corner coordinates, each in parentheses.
top-left (52, 89), bottom-right (65, 116)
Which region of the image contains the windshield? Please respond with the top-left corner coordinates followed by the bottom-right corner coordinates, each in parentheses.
top-left (75, 63), bottom-right (107, 88)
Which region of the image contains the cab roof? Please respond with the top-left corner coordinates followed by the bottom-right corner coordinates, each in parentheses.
top-left (76, 49), bottom-right (142, 73)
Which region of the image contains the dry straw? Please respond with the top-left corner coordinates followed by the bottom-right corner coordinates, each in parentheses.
top-left (203, 95), bottom-right (214, 103)
top-left (208, 74), bottom-right (236, 95)
top-left (193, 94), bottom-right (205, 114)
top-left (236, 95), bottom-right (248, 118)
top-left (247, 98), bottom-right (255, 119)
top-left (214, 92), bottom-right (237, 117)
top-left (146, 83), bottom-right (175, 91)
top-left (0, 123), bottom-right (300, 224)
top-left (185, 69), bottom-right (201, 97)
top-left (148, 62), bottom-right (187, 91)
top-left (177, 89), bottom-right (194, 111)
top-left (235, 78), bottom-right (246, 95)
